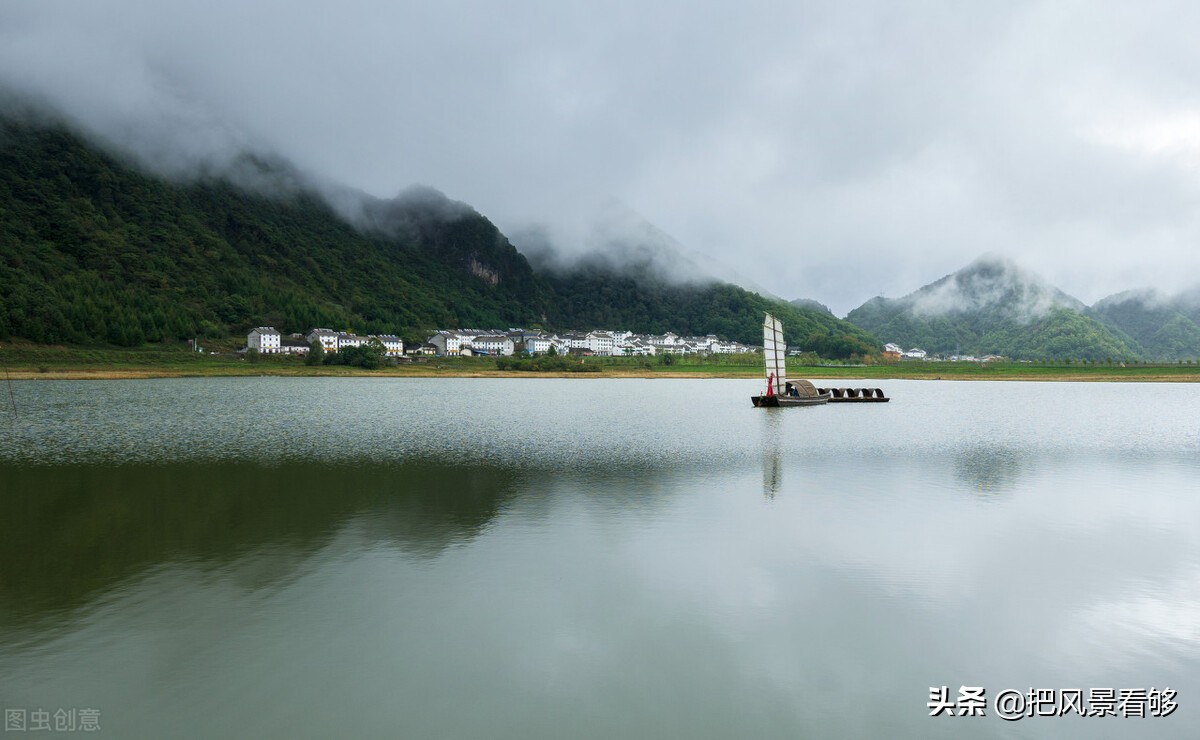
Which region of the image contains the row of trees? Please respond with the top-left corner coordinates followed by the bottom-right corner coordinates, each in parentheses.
top-left (495, 353), bottom-right (601, 372)
top-left (246, 338), bottom-right (391, 368)
top-left (305, 339), bottom-right (388, 368)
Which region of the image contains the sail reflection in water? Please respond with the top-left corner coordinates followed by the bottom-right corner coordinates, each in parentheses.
top-left (2, 377), bottom-right (1200, 739)
top-left (760, 411), bottom-right (784, 497)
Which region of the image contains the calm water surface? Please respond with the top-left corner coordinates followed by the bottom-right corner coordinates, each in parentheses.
top-left (1, 377), bottom-right (1199, 738)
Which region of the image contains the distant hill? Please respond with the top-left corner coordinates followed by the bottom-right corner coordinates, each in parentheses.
top-left (789, 298), bottom-right (833, 315)
top-left (845, 256), bottom-right (1140, 360)
top-left (0, 112), bottom-right (880, 356)
top-left (1091, 288), bottom-right (1200, 360)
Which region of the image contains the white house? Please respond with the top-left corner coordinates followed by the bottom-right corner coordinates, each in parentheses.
top-left (306, 328), bottom-right (339, 353)
top-left (903, 348), bottom-right (928, 360)
top-left (280, 337), bottom-right (310, 354)
top-left (647, 332), bottom-right (681, 351)
top-left (247, 327), bottom-right (281, 354)
top-left (586, 331), bottom-right (615, 356)
top-left (621, 339), bottom-right (656, 356)
top-left (521, 336), bottom-right (554, 355)
top-left (610, 330), bottom-right (633, 346)
top-left (470, 335), bottom-right (515, 356)
top-left (546, 335), bottom-right (570, 356)
top-left (561, 333), bottom-right (590, 351)
top-left (428, 331), bottom-right (462, 356)
top-left (372, 334), bottom-right (404, 356)
top-left (336, 332), bottom-right (365, 350)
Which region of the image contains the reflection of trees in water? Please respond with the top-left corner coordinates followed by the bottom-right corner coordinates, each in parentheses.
top-left (356, 464), bottom-right (521, 558)
top-left (0, 458), bottom-right (705, 635)
top-left (952, 445), bottom-right (1028, 496)
top-left (0, 462), bottom-right (521, 633)
top-left (471, 462), bottom-right (701, 527)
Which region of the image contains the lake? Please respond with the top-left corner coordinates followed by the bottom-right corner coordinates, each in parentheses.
top-left (1, 377), bottom-right (1198, 738)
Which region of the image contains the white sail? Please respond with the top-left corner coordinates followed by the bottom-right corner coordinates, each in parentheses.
top-left (763, 313), bottom-right (786, 395)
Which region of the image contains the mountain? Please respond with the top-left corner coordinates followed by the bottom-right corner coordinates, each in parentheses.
top-left (1091, 288), bottom-right (1200, 360)
top-left (845, 255), bottom-right (1140, 360)
top-left (0, 112), bottom-right (879, 356)
top-left (0, 116), bottom-right (555, 346)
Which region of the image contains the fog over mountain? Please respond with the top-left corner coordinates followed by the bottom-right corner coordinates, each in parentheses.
top-left (514, 199), bottom-right (778, 296)
top-left (847, 254), bottom-right (1083, 321)
top-left (903, 255), bottom-right (1084, 321)
top-left (1094, 287), bottom-right (1173, 311)
top-left (5, 1), bottom-right (1200, 315)
top-left (844, 256), bottom-right (1146, 360)
top-left (1091, 285), bottom-right (1200, 360)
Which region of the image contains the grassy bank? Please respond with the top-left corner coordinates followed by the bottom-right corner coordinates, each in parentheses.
top-left (3, 343), bottom-right (1200, 381)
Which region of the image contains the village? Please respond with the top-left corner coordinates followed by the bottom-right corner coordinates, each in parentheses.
top-left (245, 326), bottom-right (758, 358)
top-left (245, 328), bottom-right (997, 363)
top-left (881, 343), bottom-right (1007, 363)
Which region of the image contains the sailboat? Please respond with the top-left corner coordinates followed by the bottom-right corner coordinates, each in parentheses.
top-left (751, 313), bottom-right (831, 407)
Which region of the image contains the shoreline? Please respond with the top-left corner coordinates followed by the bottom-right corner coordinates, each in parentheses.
top-left (5, 366), bottom-right (1200, 382)
top-left (7, 342), bottom-right (1200, 383)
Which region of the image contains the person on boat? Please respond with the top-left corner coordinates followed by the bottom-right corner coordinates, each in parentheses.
top-left (786, 382), bottom-right (799, 397)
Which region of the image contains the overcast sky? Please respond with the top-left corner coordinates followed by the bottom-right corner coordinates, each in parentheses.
top-left (4, 0), bottom-right (1200, 315)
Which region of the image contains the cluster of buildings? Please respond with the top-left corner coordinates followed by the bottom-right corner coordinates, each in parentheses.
top-left (427, 328), bottom-right (755, 357)
top-left (882, 343), bottom-right (1004, 362)
top-left (883, 343), bottom-right (927, 360)
top-left (246, 327), bottom-right (404, 356)
top-left (246, 326), bottom-right (756, 358)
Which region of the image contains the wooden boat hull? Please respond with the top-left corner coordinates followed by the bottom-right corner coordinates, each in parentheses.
top-left (751, 392), bottom-right (831, 407)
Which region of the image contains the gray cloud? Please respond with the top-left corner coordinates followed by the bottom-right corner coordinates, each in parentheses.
top-left (4, 0), bottom-right (1200, 315)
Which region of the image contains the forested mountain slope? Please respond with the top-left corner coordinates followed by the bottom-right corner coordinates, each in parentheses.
top-left (0, 114), bottom-right (880, 355)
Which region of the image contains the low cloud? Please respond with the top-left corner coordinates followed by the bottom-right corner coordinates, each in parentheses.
top-left (511, 200), bottom-right (732, 287)
top-left (4, 1), bottom-right (1200, 315)
top-left (906, 255), bottom-right (1082, 322)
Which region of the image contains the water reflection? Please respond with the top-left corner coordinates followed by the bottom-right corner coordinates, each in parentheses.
top-left (0, 460), bottom-right (704, 641)
top-left (760, 412), bottom-right (784, 497)
top-left (2, 379), bottom-right (1200, 738)
top-left (0, 463), bottom-right (523, 635)
top-left (952, 444), bottom-right (1029, 496)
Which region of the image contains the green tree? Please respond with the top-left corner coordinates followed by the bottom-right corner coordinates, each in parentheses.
top-left (360, 338), bottom-right (387, 369)
top-left (305, 338), bottom-right (324, 365)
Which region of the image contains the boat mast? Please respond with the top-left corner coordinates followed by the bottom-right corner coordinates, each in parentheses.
top-left (763, 313), bottom-right (786, 396)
